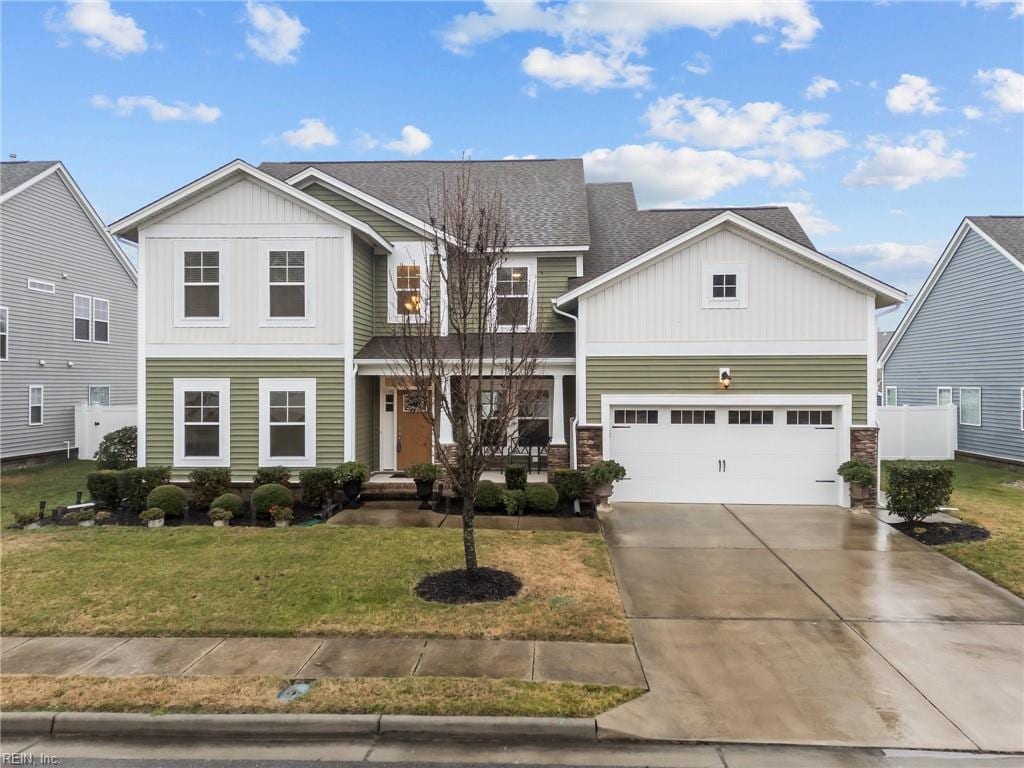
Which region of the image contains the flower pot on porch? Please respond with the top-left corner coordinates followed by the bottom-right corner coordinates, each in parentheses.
top-left (849, 482), bottom-right (870, 511)
top-left (343, 479), bottom-right (363, 508)
top-left (414, 479), bottom-right (435, 510)
top-left (147, 519), bottom-right (164, 529)
top-left (594, 482), bottom-right (614, 513)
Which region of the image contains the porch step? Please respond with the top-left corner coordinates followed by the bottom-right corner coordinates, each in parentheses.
top-left (361, 478), bottom-right (418, 501)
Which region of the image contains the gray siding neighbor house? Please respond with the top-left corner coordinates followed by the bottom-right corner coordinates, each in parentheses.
top-left (0, 161), bottom-right (138, 461)
top-left (881, 217), bottom-right (1024, 465)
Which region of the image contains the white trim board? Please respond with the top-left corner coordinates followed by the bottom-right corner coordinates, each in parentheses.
top-left (585, 340), bottom-right (868, 357)
top-left (146, 343), bottom-right (346, 358)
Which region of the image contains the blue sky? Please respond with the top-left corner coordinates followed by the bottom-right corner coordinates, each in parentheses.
top-left (3, 1), bottom-right (1022, 326)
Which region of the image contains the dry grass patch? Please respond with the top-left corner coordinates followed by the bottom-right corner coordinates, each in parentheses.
top-left (1, 675), bottom-right (642, 718)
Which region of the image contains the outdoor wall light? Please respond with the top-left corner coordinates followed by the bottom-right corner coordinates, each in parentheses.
top-left (719, 368), bottom-right (732, 389)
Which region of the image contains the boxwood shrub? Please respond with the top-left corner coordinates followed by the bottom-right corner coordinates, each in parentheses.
top-left (146, 484), bottom-right (187, 517)
top-left (502, 489), bottom-right (525, 516)
top-left (210, 492), bottom-right (244, 516)
top-left (253, 466), bottom-right (291, 487)
top-left (188, 468), bottom-right (233, 508)
top-left (251, 483), bottom-right (293, 517)
top-left (87, 470), bottom-right (123, 509)
top-left (503, 465), bottom-right (527, 491)
top-left (121, 467), bottom-right (171, 512)
top-left (886, 462), bottom-right (954, 523)
top-left (551, 469), bottom-right (585, 504)
top-left (94, 425), bottom-right (137, 470)
top-left (299, 468), bottom-right (336, 508)
top-left (524, 483), bottom-right (559, 513)
top-left (474, 480), bottom-right (504, 511)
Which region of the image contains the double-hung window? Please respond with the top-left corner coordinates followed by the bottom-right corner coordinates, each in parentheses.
top-left (88, 385), bottom-right (110, 406)
top-left (959, 387), bottom-right (982, 427)
top-left (269, 250), bottom-right (306, 318)
top-left (73, 295), bottom-right (110, 342)
top-left (0, 307), bottom-right (8, 360)
top-left (396, 264), bottom-right (423, 318)
top-left (387, 242), bottom-right (429, 324)
top-left (174, 379), bottom-right (230, 467)
top-left (28, 386), bottom-right (43, 425)
top-left (93, 299), bottom-right (109, 342)
top-left (183, 251), bottom-right (221, 319)
top-left (495, 262), bottom-right (533, 330)
top-left (74, 294), bottom-right (92, 341)
top-left (259, 379), bottom-right (316, 466)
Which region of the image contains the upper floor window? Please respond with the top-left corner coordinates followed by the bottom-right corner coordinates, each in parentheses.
top-left (269, 250), bottom-right (306, 318)
top-left (702, 262), bottom-right (748, 309)
top-left (74, 295), bottom-right (92, 341)
top-left (712, 273), bottom-right (737, 299)
top-left (27, 278), bottom-right (55, 294)
top-left (29, 385), bottom-right (43, 425)
top-left (495, 264), bottom-right (533, 330)
top-left (388, 241), bottom-right (430, 325)
top-left (959, 387), bottom-right (981, 427)
top-left (396, 264), bottom-right (423, 317)
top-left (93, 298), bottom-right (109, 342)
top-left (0, 307), bottom-right (8, 361)
top-left (184, 251), bottom-right (221, 319)
top-left (73, 295), bottom-right (110, 342)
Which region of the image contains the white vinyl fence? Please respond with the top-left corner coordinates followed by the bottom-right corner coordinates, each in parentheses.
top-left (877, 404), bottom-right (957, 461)
top-left (75, 404), bottom-right (137, 460)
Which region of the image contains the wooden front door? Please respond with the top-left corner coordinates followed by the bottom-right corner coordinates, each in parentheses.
top-left (396, 390), bottom-right (432, 469)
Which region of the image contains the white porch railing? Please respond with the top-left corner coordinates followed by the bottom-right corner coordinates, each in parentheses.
top-left (877, 404), bottom-right (957, 461)
top-left (75, 404), bottom-right (137, 460)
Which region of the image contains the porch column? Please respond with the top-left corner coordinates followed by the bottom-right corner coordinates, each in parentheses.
top-left (551, 374), bottom-right (565, 445)
top-left (439, 375), bottom-right (454, 444)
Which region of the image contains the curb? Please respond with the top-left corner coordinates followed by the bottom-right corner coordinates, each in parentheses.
top-left (0, 711), bottom-right (55, 737)
top-left (380, 715), bottom-right (596, 741)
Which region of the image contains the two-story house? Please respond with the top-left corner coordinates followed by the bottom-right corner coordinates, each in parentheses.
top-left (1, 161), bottom-right (138, 462)
top-left (111, 158), bottom-right (905, 506)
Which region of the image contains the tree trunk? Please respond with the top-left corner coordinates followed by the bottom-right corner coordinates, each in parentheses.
top-left (461, 493), bottom-right (478, 575)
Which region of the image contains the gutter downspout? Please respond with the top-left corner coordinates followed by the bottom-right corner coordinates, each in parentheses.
top-left (551, 300), bottom-right (579, 469)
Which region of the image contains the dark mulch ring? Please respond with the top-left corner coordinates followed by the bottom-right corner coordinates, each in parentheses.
top-left (892, 521), bottom-right (991, 545)
top-left (415, 567), bottom-right (523, 604)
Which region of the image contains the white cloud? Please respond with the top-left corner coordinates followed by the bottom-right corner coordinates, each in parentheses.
top-left (975, 0), bottom-right (1024, 18)
top-left (684, 52), bottom-right (712, 76)
top-left (245, 1), bottom-right (307, 64)
top-left (843, 130), bottom-right (970, 190)
top-left (962, 105), bottom-right (984, 120)
top-left (383, 125), bottom-right (433, 156)
top-left (805, 76), bottom-right (839, 100)
top-left (828, 242), bottom-right (938, 269)
top-left (752, 32), bottom-right (772, 44)
top-left (582, 143), bottom-right (800, 206)
top-left (281, 118), bottom-right (338, 149)
top-left (53, 0), bottom-right (147, 56)
top-left (644, 94), bottom-right (847, 160)
top-left (765, 199), bottom-right (839, 236)
top-left (886, 74), bottom-right (943, 114)
top-left (91, 94), bottom-right (221, 123)
top-left (502, 154), bottom-right (539, 160)
top-left (976, 68), bottom-right (1024, 113)
top-left (521, 47), bottom-right (651, 90)
top-left (522, 82), bottom-right (539, 98)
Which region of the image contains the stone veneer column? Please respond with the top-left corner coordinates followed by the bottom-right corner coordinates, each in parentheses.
top-left (575, 425), bottom-right (603, 472)
top-left (546, 445), bottom-right (569, 480)
top-left (849, 426), bottom-right (879, 508)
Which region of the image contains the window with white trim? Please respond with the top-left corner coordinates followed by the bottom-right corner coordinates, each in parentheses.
top-left (93, 298), bottom-right (109, 342)
top-left (614, 409), bottom-right (659, 425)
top-left (268, 250), bottom-right (306, 318)
top-left (937, 387), bottom-right (952, 407)
top-left (0, 307), bottom-right (8, 361)
top-left (728, 410), bottom-right (774, 425)
top-left (28, 386), bottom-right (43, 425)
top-left (27, 279), bottom-right (55, 294)
top-left (884, 386), bottom-right (897, 406)
top-left (712, 273), bottom-right (737, 299)
top-left (183, 251), bottom-right (221, 319)
top-left (395, 264), bottom-right (423, 317)
top-left (495, 265), bottom-right (532, 330)
top-left (387, 241), bottom-right (430, 324)
top-left (74, 294), bottom-right (92, 341)
top-left (259, 379), bottom-right (316, 466)
top-left (88, 385), bottom-right (110, 406)
top-left (702, 262), bottom-right (748, 308)
top-left (174, 379), bottom-right (230, 467)
top-left (959, 387), bottom-right (981, 427)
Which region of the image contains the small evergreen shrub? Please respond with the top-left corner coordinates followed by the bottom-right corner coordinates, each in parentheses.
top-left (94, 510), bottom-right (113, 523)
top-left (501, 489), bottom-right (525, 516)
top-left (65, 508), bottom-right (96, 523)
top-left (94, 425), bottom-right (137, 470)
top-left (551, 469), bottom-right (585, 504)
top-left (407, 463), bottom-right (439, 482)
top-left (121, 467), bottom-right (171, 512)
top-left (504, 465), bottom-right (528, 491)
top-left (188, 468), bottom-right (232, 508)
top-left (335, 462), bottom-right (370, 483)
top-left (210, 492), bottom-right (244, 517)
top-left (253, 466), bottom-right (291, 487)
top-left (524, 483), bottom-right (559, 513)
top-left (299, 468), bottom-right (336, 508)
top-left (208, 507), bottom-right (234, 522)
top-left (837, 460), bottom-right (876, 488)
top-left (140, 508), bottom-right (165, 521)
top-left (585, 460), bottom-right (627, 486)
top-left (251, 483), bottom-right (293, 516)
top-left (886, 462), bottom-right (955, 523)
top-left (14, 509), bottom-right (41, 527)
top-left (474, 480), bottom-right (504, 511)
top-left (87, 470), bottom-right (123, 509)
top-left (146, 484), bottom-right (187, 518)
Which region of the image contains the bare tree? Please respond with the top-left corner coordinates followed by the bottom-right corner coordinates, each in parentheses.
top-left (391, 165), bottom-right (548, 577)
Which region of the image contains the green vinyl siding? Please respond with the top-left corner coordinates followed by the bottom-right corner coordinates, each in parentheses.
top-left (355, 375), bottom-right (379, 470)
top-left (146, 358), bottom-right (344, 481)
top-left (352, 238), bottom-right (374, 350)
top-left (586, 356), bottom-right (868, 423)
top-left (537, 256), bottom-right (577, 332)
top-left (304, 183), bottom-right (425, 241)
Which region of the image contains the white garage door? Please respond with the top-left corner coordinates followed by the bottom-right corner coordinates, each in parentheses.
top-left (607, 405), bottom-right (841, 505)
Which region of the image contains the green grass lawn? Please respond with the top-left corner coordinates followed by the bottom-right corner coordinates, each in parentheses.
top-left (882, 459), bottom-right (1024, 596)
top-left (1, 459), bottom-right (96, 527)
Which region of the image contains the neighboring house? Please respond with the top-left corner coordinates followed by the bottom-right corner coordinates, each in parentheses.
top-left (0, 161), bottom-right (138, 462)
top-left (876, 330), bottom-right (894, 401)
top-left (881, 217), bottom-right (1024, 465)
top-left (111, 158), bottom-right (904, 506)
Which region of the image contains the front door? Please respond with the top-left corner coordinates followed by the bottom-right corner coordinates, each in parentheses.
top-left (396, 390), bottom-right (432, 469)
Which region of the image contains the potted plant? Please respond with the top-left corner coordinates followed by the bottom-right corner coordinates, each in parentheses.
top-left (208, 507), bottom-right (234, 527)
top-left (140, 508), bottom-right (166, 528)
top-left (269, 504), bottom-right (294, 528)
top-left (837, 460), bottom-right (876, 510)
top-left (407, 462), bottom-right (439, 510)
top-left (585, 460), bottom-right (627, 513)
top-left (14, 509), bottom-right (41, 530)
top-left (65, 508), bottom-right (96, 527)
top-left (335, 462), bottom-right (370, 508)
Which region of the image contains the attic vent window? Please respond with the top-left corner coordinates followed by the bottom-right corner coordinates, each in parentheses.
top-left (28, 279), bottom-right (56, 294)
top-left (712, 273), bottom-right (737, 299)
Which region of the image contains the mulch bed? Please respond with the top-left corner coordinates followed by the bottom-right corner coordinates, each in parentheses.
top-left (47, 502), bottom-right (333, 529)
top-left (415, 567), bottom-right (523, 604)
top-left (892, 521), bottom-right (991, 545)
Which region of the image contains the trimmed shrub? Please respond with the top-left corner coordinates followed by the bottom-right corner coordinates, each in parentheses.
top-left (299, 468), bottom-right (336, 508)
top-left (335, 462), bottom-right (370, 483)
top-left (504, 465), bottom-right (527, 491)
top-left (551, 469), bottom-right (585, 505)
top-left (139, 508), bottom-right (165, 521)
top-left (501, 489), bottom-right (525, 516)
top-left (887, 462), bottom-right (955, 523)
top-left (146, 484), bottom-right (187, 518)
top-left (121, 467), bottom-right (171, 513)
top-left (94, 425), bottom-right (137, 470)
top-left (837, 460), bottom-right (876, 487)
top-left (407, 463), bottom-right (439, 482)
top-left (95, 510), bottom-right (113, 523)
top-left (524, 483), bottom-right (559, 513)
top-left (474, 480), bottom-right (504, 511)
top-left (87, 470), bottom-right (123, 509)
top-left (65, 508), bottom-right (96, 522)
top-left (188, 468), bottom-right (232, 508)
top-left (208, 508), bottom-right (234, 522)
top-left (210, 492), bottom-right (244, 517)
top-left (14, 509), bottom-right (41, 527)
top-left (251, 483), bottom-right (293, 517)
top-left (585, 460), bottom-right (627, 486)
top-left (253, 466), bottom-right (291, 487)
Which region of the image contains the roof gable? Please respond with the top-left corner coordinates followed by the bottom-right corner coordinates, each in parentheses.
top-left (0, 161), bottom-right (61, 198)
top-left (966, 216), bottom-right (1024, 266)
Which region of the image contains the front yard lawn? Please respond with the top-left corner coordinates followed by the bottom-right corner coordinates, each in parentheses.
top-left (0, 459), bottom-right (96, 528)
top-left (1, 525), bottom-right (629, 642)
top-left (1, 675), bottom-right (642, 718)
top-left (883, 459), bottom-right (1024, 596)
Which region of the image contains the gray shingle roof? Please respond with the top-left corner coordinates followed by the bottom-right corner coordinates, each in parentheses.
top-left (259, 159), bottom-right (591, 249)
top-left (573, 182), bottom-right (817, 287)
top-left (967, 216), bottom-right (1024, 265)
top-left (356, 332), bottom-right (575, 360)
top-left (1, 161), bottom-right (60, 196)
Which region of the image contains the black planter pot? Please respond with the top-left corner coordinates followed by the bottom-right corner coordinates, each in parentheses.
top-left (414, 479), bottom-right (435, 510)
top-left (343, 479), bottom-right (364, 508)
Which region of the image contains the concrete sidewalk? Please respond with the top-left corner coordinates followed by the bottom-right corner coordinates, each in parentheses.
top-left (0, 635), bottom-right (645, 688)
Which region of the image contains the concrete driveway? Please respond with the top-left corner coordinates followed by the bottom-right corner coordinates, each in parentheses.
top-left (597, 503), bottom-right (1024, 752)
